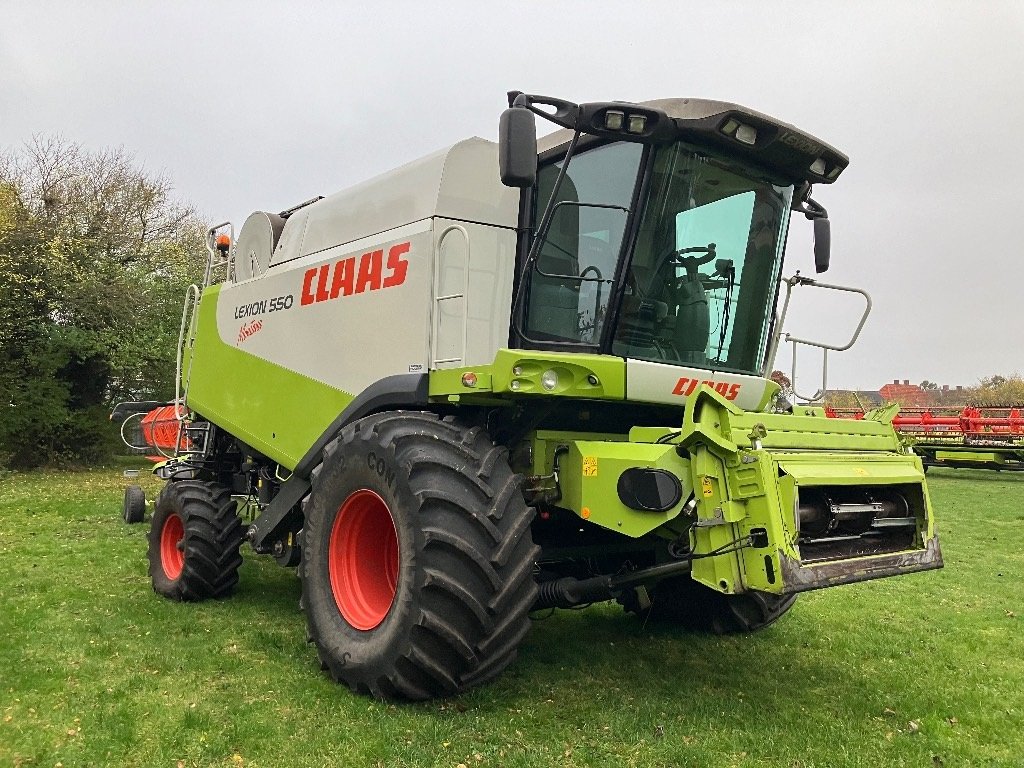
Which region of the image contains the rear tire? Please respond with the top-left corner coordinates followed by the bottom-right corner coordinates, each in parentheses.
top-left (621, 575), bottom-right (796, 634)
top-left (300, 412), bottom-right (539, 700)
top-left (148, 480), bottom-right (245, 601)
top-left (123, 485), bottom-right (146, 524)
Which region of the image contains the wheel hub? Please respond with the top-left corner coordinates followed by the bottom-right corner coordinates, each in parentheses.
top-left (160, 512), bottom-right (185, 580)
top-left (328, 489), bottom-right (399, 630)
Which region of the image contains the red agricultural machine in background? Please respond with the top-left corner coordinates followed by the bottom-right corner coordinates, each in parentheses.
top-left (827, 405), bottom-right (1024, 471)
top-left (114, 403), bottom-right (190, 460)
top-left (110, 401), bottom-right (193, 522)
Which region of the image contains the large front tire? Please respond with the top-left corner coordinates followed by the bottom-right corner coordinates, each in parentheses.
top-left (300, 412), bottom-right (539, 700)
top-left (621, 575), bottom-right (797, 634)
top-left (147, 481), bottom-right (245, 601)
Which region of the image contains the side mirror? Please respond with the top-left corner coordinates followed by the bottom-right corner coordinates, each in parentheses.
top-left (813, 217), bottom-right (831, 273)
top-left (498, 106), bottom-right (537, 187)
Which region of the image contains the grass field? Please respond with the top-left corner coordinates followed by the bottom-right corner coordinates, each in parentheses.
top-left (1, 461), bottom-right (1022, 768)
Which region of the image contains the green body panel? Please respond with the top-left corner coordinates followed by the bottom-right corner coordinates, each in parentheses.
top-left (185, 286), bottom-right (354, 469)
top-left (774, 456), bottom-right (924, 485)
top-left (428, 349), bottom-right (626, 400)
top-left (530, 430), bottom-right (627, 476)
top-left (935, 450), bottom-right (1004, 464)
top-left (559, 440), bottom-right (690, 537)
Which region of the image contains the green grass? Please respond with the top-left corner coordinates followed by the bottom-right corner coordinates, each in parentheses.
top-left (1, 461), bottom-right (1022, 767)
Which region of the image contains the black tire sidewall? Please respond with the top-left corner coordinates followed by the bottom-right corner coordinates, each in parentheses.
top-left (146, 480), bottom-right (242, 602)
top-left (123, 485), bottom-right (145, 523)
top-left (302, 428), bottom-right (425, 678)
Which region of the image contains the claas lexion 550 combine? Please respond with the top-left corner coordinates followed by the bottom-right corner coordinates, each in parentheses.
top-left (133, 91), bottom-right (942, 699)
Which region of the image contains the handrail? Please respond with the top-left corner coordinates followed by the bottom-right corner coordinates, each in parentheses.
top-left (767, 273), bottom-right (872, 403)
top-left (174, 284), bottom-right (201, 422)
top-left (204, 222), bottom-right (234, 287)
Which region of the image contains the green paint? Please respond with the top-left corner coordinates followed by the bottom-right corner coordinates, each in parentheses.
top-left (185, 286), bottom-right (354, 469)
top-left (428, 350), bottom-right (626, 400)
top-left (935, 450), bottom-right (1005, 464)
top-left (558, 440), bottom-right (690, 538)
top-left (540, 383), bottom-right (939, 596)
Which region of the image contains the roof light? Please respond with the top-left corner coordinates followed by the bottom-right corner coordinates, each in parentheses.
top-left (604, 110), bottom-right (625, 130)
top-left (827, 167), bottom-right (842, 180)
top-left (215, 234), bottom-right (231, 253)
top-left (720, 118), bottom-right (740, 136)
top-left (734, 124), bottom-right (757, 145)
top-left (809, 158), bottom-right (827, 176)
top-left (626, 114), bottom-right (647, 134)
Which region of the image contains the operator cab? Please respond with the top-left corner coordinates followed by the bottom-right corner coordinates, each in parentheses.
top-left (504, 93), bottom-right (844, 381)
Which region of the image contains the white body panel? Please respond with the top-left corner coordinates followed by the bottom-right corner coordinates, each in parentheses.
top-left (218, 221), bottom-right (436, 394)
top-left (626, 359), bottom-right (771, 411)
top-left (271, 138), bottom-right (518, 267)
top-left (431, 218), bottom-right (517, 369)
top-left (214, 139), bottom-right (521, 394)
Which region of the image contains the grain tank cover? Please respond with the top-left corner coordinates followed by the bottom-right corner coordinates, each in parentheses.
top-left (269, 137), bottom-right (517, 267)
top-left (234, 211), bottom-right (285, 282)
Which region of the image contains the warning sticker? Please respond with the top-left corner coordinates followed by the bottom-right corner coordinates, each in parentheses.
top-left (701, 476), bottom-right (714, 497)
top-left (583, 456), bottom-right (598, 477)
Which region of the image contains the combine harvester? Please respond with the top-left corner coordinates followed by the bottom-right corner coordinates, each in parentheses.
top-left (828, 405), bottom-right (1024, 471)
top-left (118, 91), bottom-right (942, 699)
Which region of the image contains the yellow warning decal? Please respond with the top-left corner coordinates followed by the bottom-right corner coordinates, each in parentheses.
top-left (701, 476), bottom-right (714, 497)
top-left (583, 456), bottom-right (598, 477)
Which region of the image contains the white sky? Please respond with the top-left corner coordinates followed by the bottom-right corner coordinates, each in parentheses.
top-left (3, 1), bottom-right (1022, 391)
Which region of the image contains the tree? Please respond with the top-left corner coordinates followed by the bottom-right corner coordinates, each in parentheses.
top-left (970, 374), bottom-right (1024, 405)
top-left (769, 369), bottom-right (793, 398)
top-left (0, 137), bottom-right (206, 468)
top-left (823, 390), bottom-right (866, 411)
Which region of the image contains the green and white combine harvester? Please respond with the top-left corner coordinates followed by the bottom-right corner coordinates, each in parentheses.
top-left (142, 92), bottom-right (942, 699)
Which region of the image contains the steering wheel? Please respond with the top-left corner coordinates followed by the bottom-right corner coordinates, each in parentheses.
top-left (668, 244), bottom-right (717, 276)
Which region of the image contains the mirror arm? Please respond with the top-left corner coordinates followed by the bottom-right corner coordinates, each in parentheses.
top-left (507, 91), bottom-right (582, 130)
top-left (795, 185), bottom-right (829, 221)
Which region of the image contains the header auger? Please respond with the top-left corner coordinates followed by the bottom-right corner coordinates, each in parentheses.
top-left (130, 91), bottom-right (941, 699)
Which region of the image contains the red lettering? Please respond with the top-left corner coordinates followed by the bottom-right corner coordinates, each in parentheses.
top-left (315, 264), bottom-right (331, 302)
top-left (355, 250), bottom-right (383, 294)
top-left (329, 257), bottom-right (355, 299)
top-left (672, 376), bottom-right (743, 401)
top-left (301, 268), bottom-right (317, 306)
top-left (383, 242), bottom-right (410, 288)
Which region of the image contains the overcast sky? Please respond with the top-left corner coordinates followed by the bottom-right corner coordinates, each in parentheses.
top-left (3, 1), bottom-right (1022, 391)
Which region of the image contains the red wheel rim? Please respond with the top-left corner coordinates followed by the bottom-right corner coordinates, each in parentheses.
top-left (328, 489), bottom-right (399, 630)
top-left (160, 512), bottom-right (185, 580)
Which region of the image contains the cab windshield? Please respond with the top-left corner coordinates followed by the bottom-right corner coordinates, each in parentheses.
top-left (522, 140), bottom-right (793, 376)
